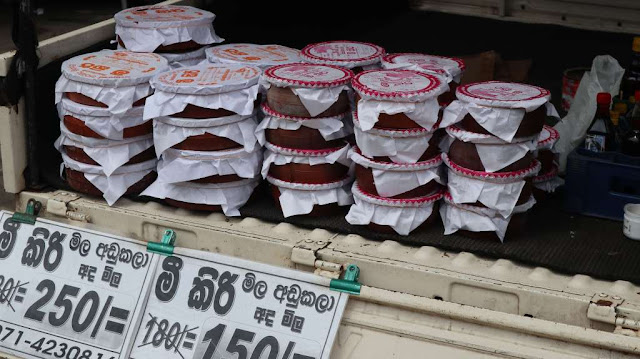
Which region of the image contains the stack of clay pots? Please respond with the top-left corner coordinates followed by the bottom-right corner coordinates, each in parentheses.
top-left (54, 50), bottom-right (169, 205)
top-left (381, 53), bottom-right (466, 106)
top-left (258, 63), bottom-right (355, 217)
top-left (533, 125), bottom-right (563, 200)
top-left (301, 41), bottom-right (385, 73)
top-left (114, 5), bottom-right (224, 68)
top-left (345, 69), bottom-right (449, 235)
top-left (440, 81), bottom-right (558, 241)
top-left (141, 64), bottom-right (262, 216)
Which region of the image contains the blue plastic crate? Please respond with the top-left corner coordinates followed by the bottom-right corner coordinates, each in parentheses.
top-left (565, 148), bottom-right (640, 221)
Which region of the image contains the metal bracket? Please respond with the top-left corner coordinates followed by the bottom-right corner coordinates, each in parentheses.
top-left (46, 191), bottom-right (89, 222)
top-left (147, 229), bottom-right (176, 256)
top-left (330, 264), bottom-right (361, 295)
top-left (11, 198), bottom-right (40, 224)
top-left (291, 237), bottom-right (341, 278)
top-left (586, 293), bottom-right (640, 331)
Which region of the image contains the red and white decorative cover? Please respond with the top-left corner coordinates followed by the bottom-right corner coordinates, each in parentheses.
top-left (261, 141), bottom-right (353, 178)
top-left (151, 64), bottom-right (261, 95)
top-left (301, 41), bottom-right (385, 69)
top-left (61, 50), bottom-right (169, 86)
top-left (352, 69), bottom-right (447, 102)
top-left (537, 125), bottom-right (560, 150)
top-left (445, 125), bottom-right (538, 145)
top-left (382, 53), bottom-right (465, 82)
top-left (267, 175), bottom-right (354, 218)
top-left (265, 142), bottom-right (347, 158)
top-left (353, 183), bottom-right (443, 208)
top-left (350, 146), bottom-right (442, 171)
top-left (114, 5), bottom-right (215, 28)
top-left (456, 81), bottom-right (551, 110)
top-left (263, 63), bottom-right (353, 88)
top-left (261, 102), bottom-right (347, 120)
top-left (346, 183), bottom-right (442, 235)
top-left (206, 44), bottom-right (301, 68)
top-left (533, 164), bottom-right (559, 183)
top-left (443, 153), bottom-right (541, 183)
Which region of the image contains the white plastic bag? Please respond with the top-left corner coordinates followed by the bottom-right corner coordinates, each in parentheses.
top-left (554, 55), bottom-right (625, 172)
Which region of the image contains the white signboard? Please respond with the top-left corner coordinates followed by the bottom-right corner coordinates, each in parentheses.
top-left (0, 211), bottom-right (349, 359)
top-left (0, 211), bottom-right (158, 359)
top-left (129, 247), bottom-right (348, 359)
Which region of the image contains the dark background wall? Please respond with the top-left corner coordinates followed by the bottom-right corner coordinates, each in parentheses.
top-left (209, 0), bottom-right (634, 103)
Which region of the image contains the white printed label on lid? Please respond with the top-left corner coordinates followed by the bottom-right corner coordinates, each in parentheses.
top-left (357, 70), bottom-right (437, 93)
top-left (269, 64), bottom-right (351, 84)
top-left (153, 65), bottom-right (261, 95)
top-left (388, 54), bottom-right (462, 73)
top-left (459, 82), bottom-right (549, 102)
top-left (208, 44), bottom-right (300, 65)
top-left (63, 51), bottom-right (168, 84)
top-left (303, 41), bottom-right (382, 62)
top-left (156, 66), bottom-right (260, 87)
top-left (116, 5), bottom-right (212, 23)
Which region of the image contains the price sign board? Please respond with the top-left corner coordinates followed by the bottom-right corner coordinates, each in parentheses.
top-left (129, 247), bottom-right (348, 359)
top-left (0, 211), bottom-right (158, 359)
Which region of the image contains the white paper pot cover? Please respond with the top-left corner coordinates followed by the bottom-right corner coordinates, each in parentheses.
top-left (445, 125), bottom-right (537, 173)
top-left (382, 53), bottom-right (466, 84)
top-left (160, 47), bottom-right (208, 69)
top-left (116, 43), bottom-right (208, 69)
top-left (440, 192), bottom-right (536, 242)
top-left (55, 122), bottom-right (154, 176)
top-left (533, 165), bottom-right (564, 193)
top-left (114, 5), bottom-right (223, 53)
top-left (262, 142), bottom-right (353, 179)
top-left (256, 103), bottom-right (351, 146)
top-left (206, 44), bottom-right (301, 70)
top-left (144, 64), bottom-right (261, 119)
top-left (346, 183), bottom-right (444, 236)
top-left (153, 114), bottom-right (258, 157)
top-left (55, 50), bottom-right (169, 115)
top-left (350, 146), bottom-right (444, 198)
top-left (157, 146), bottom-right (262, 184)
top-left (300, 41), bottom-right (385, 69)
top-left (352, 69), bottom-right (448, 131)
top-left (57, 98), bottom-right (147, 140)
top-left (441, 81), bottom-right (558, 142)
top-left (534, 177), bottom-right (564, 193)
top-left (537, 124), bottom-right (561, 151)
top-left (61, 152), bottom-right (156, 206)
top-left (261, 63), bottom-right (353, 117)
top-left (443, 153), bottom-right (540, 216)
top-left (353, 114), bottom-right (435, 163)
top-left (267, 175), bottom-right (354, 218)
top-left (142, 178), bottom-right (259, 217)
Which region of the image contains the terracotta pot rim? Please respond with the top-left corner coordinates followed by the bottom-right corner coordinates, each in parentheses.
top-left (262, 102), bottom-right (348, 121)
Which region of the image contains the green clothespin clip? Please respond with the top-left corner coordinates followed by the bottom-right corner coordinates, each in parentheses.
top-left (147, 229), bottom-right (176, 255)
top-left (330, 264), bottom-right (361, 295)
top-left (12, 198), bottom-right (41, 225)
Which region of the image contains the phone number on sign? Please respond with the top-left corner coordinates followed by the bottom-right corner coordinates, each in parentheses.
top-left (0, 323), bottom-right (115, 359)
